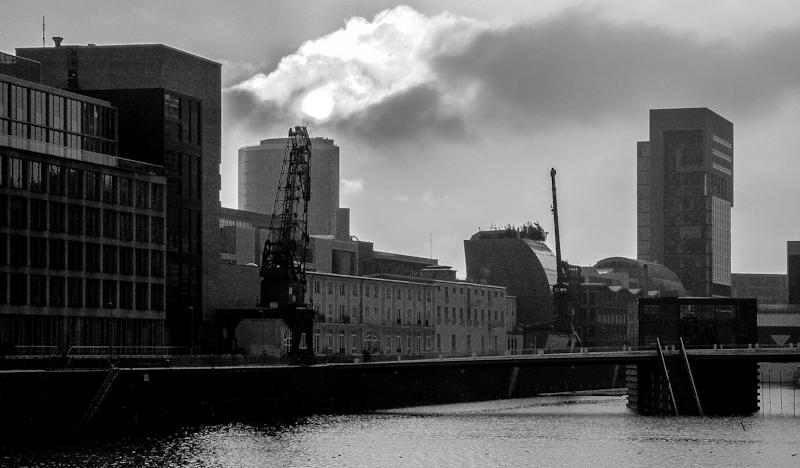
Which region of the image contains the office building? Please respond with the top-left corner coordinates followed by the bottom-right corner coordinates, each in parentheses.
top-left (239, 137), bottom-right (348, 238)
top-left (789, 241), bottom-right (800, 305)
top-left (1, 53), bottom-right (167, 349)
top-left (638, 108), bottom-right (733, 296)
top-left (731, 273), bottom-right (788, 305)
top-left (18, 42), bottom-right (221, 346)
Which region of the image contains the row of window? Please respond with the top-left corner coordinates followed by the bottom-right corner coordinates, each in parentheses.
top-left (311, 279), bottom-right (505, 301)
top-left (0, 234), bottom-right (164, 277)
top-left (0, 272), bottom-right (163, 311)
top-left (0, 81), bottom-right (115, 139)
top-left (313, 329), bottom-right (433, 355)
top-left (0, 196), bottom-right (165, 243)
top-left (0, 156), bottom-right (164, 208)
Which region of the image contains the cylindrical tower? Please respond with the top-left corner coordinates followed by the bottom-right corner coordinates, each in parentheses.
top-left (239, 137), bottom-right (340, 236)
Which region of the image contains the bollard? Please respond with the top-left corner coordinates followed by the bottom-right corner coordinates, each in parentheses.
top-left (755, 343), bottom-right (759, 349)
top-left (748, 343), bottom-right (752, 349)
top-left (354, 357), bottom-right (360, 363)
top-left (397, 355), bottom-right (402, 361)
top-left (537, 349), bottom-right (544, 355)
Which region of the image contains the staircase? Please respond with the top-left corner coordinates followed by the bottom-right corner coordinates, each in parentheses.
top-left (74, 367), bottom-right (120, 432)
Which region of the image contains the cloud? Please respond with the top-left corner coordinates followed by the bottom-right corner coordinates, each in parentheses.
top-left (224, 5), bottom-right (800, 149)
top-left (340, 178), bottom-right (365, 196)
top-left (392, 194), bottom-right (410, 203)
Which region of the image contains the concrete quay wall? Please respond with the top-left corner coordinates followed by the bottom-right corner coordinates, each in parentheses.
top-left (0, 362), bottom-right (617, 439)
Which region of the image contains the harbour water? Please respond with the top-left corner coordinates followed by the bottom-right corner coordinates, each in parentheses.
top-left (2, 385), bottom-right (798, 467)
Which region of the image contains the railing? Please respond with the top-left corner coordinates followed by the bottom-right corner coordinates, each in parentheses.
top-left (66, 346), bottom-right (195, 357)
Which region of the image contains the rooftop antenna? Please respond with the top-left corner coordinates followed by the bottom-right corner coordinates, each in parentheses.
top-left (429, 233), bottom-right (433, 261)
top-left (42, 16), bottom-right (45, 47)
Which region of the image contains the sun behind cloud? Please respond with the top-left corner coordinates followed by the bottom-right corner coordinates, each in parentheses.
top-left (301, 87), bottom-right (335, 120)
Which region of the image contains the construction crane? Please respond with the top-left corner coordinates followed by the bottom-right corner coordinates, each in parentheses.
top-left (550, 168), bottom-right (581, 348)
top-left (259, 126), bottom-right (314, 357)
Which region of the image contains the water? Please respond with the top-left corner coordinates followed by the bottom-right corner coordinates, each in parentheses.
top-left (2, 386), bottom-right (799, 467)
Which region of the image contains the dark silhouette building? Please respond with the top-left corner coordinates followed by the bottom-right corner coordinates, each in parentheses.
top-left (638, 108), bottom-right (733, 297)
top-left (17, 43), bottom-right (221, 347)
top-left (789, 241), bottom-right (800, 305)
top-left (1, 52), bottom-right (167, 350)
top-left (464, 230), bottom-right (556, 325)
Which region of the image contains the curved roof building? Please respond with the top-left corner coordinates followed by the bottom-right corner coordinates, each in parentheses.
top-left (593, 257), bottom-right (685, 296)
top-left (464, 231), bottom-right (557, 325)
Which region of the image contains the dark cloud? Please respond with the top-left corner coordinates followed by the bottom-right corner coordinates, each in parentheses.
top-left (328, 84), bottom-right (468, 146)
top-left (223, 88), bottom-right (284, 135)
top-left (433, 10), bottom-right (800, 125)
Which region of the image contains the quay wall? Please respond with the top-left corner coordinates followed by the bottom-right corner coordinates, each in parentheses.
top-left (0, 362), bottom-right (617, 439)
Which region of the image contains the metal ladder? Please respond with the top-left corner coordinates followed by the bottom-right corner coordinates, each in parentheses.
top-left (74, 367), bottom-right (120, 432)
top-left (656, 337), bottom-right (679, 415)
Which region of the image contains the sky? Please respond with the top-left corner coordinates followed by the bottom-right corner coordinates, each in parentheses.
top-left (3, 0), bottom-right (800, 276)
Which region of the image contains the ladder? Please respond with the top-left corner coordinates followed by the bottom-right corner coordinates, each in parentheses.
top-left (74, 367), bottom-right (120, 432)
top-left (656, 337), bottom-right (679, 415)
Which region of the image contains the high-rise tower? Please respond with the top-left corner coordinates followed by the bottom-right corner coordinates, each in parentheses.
top-left (637, 108), bottom-right (733, 297)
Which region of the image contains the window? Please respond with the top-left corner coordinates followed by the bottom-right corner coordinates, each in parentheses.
top-left (85, 243), bottom-right (100, 272)
top-left (136, 249), bottom-right (149, 276)
top-left (29, 162), bottom-right (43, 192)
top-left (48, 165), bottom-right (64, 195)
top-left (151, 184), bottom-right (164, 210)
top-left (49, 239), bottom-right (65, 270)
top-left (68, 241), bottom-right (83, 271)
top-left (49, 276), bottom-right (65, 307)
top-left (49, 202), bottom-right (65, 232)
top-left (150, 284), bottom-right (164, 311)
top-left (103, 280), bottom-right (116, 308)
top-left (150, 217), bottom-right (164, 244)
top-left (9, 196), bottom-right (27, 228)
top-left (103, 209), bottom-right (117, 238)
top-left (85, 207), bottom-right (101, 237)
top-left (9, 236), bottom-right (27, 267)
top-left (119, 247), bottom-right (133, 275)
top-left (119, 177), bottom-right (133, 205)
top-left (119, 212), bottom-right (133, 241)
top-left (68, 205), bottom-right (83, 234)
top-left (102, 174), bottom-right (117, 203)
top-left (164, 93), bottom-right (180, 120)
top-left (67, 168), bottom-right (83, 198)
top-left (135, 282), bottom-right (148, 310)
top-left (85, 279), bottom-right (100, 308)
top-left (136, 215), bottom-right (149, 242)
top-left (135, 180), bottom-right (149, 208)
top-left (30, 275), bottom-right (47, 306)
top-left (150, 250), bottom-right (163, 277)
top-left (103, 245), bottom-right (117, 273)
top-left (68, 278), bottom-right (83, 308)
top-left (119, 281), bottom-right (133, 309)
top-left (85, 172), bottom-right (101, 201)
top-left (9, 274), bottom-right (27, 305)
top-left (29, 237), bottom-right (46, 268)
top-left (30, 199), bottom-right (47, 231)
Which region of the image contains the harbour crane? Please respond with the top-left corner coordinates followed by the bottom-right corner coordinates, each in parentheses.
top-left (258, 126), bottom-right (315, 357)
top-left (550, 168), bottom-right (582, 348)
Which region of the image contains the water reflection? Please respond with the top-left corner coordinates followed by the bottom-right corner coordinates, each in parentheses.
top-left (2, 386), bottom-right (798, 467)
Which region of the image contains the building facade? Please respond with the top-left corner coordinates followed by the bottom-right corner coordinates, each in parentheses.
top-left (638, 108), bottom-right (733, 297)
top-left (1, 65), bottom-right (167, 351)
top-left (306, 271), bottom-right (517, 356)
top-left (731, 273), bottom-right (788, 305)
top-left (18, 43), bottom-right (222, 346)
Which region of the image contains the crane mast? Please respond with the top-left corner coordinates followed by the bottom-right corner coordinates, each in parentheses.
top-left (550, 168), bottom-right (579, 343)
top-left (259, 126), bottom-right (314, 357)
